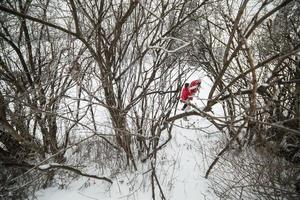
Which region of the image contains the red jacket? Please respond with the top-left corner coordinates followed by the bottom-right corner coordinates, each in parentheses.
top-left (181, 87), bottom-right (192, 101)
top-left (190, 80), bottom-right (201, 94)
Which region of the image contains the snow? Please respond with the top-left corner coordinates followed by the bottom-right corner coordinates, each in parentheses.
top-left (36, 76), bottom-right (222, 200)
top-left (39, 164), bottom-right (51, 170)
top-left (39, 163), bottom-right (61, 170)
top-left (0, 141), bottom-right (7, 151)
top-left (260, 83), bottom-right (269, 87)
top-left (36, 121), bottom-right (219, 200)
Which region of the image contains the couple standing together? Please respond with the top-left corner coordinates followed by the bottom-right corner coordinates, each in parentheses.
top-left (180, 79), bottom-right (201, 112)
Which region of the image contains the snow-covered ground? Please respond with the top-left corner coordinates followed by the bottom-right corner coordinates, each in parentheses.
top-left (35, 77), bottom-right (223, 200)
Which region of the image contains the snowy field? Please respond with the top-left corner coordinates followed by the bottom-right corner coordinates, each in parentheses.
top-left (35, 76), bottom-right (224, 200)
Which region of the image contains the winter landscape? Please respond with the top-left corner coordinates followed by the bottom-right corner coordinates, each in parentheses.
top-left (0, 0), bottom-right (300, 200)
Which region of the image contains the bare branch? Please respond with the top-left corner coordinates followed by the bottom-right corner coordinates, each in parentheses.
top-left (38, 163), bottom-right (113, 183)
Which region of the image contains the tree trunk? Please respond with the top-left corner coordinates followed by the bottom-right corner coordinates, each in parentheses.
top-left (295, 57), bottom-right (300, 129)
top-left (109, 107), bottom-right (136, 169)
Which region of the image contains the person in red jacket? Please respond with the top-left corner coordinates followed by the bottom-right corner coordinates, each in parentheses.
top-left (189, 79), bottom-right (201, 96)
top-left (181, 83), bottom-right (193, 111)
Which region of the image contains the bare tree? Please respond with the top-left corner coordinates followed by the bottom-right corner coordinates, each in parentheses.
top-left (2, 0), bottom-right (299, 199)
top-left (7, 0), bottom-right (208, 169)
top-left (178, 0), bottom-right (299, 143)
top-left (180, 0), bottom-right (300, 198)
top-left (0, 0), bottom-right (209, 198)
top-left (0, 0), bottom-right (92, 197)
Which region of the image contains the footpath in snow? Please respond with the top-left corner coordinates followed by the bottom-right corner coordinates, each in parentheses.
top-left (36, 116), bottom-right (219, 200)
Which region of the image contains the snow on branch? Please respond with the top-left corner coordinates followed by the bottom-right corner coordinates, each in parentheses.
top-left (3, 161), bottom-right (112, 184)
top-left (148, 37), bottom-right (191, 53)
top-left (160, 36), bottom-right (188, 44)
top-left (8, 134), bottom-right (103, 184)
top-left (161, 102), bottom-right (225, 131)
top-left (38, 163), bottom-right (113, 183)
